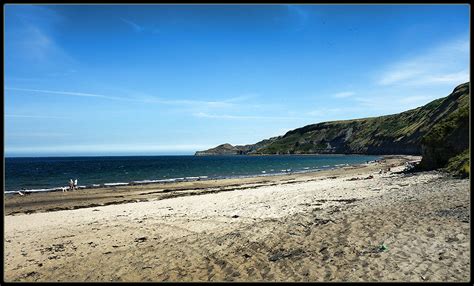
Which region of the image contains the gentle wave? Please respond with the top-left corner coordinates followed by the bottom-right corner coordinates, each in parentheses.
top-left (4, 176), bottom-right (211, 194)
top-left (103, 182), bottom-right (129, 186)
top-left (5, 185), bottom-right (86, 194)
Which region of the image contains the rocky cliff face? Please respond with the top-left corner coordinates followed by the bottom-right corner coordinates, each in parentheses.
top-left (418, 83), bottom-right (469, 173)
top-left (195, 82), bottom-right (470, 170)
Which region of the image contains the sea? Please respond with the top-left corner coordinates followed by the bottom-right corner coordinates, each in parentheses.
top-left (4, 154), bottom-right (380, 194)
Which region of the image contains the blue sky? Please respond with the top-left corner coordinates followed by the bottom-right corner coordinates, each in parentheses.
top-left (4, 4), bottom-right (470, 156)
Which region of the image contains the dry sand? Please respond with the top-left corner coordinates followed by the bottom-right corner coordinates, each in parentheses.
top-left (4, 155), bottom-right (470, 282)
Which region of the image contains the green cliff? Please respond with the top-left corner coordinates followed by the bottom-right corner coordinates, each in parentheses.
top-left (195, 82), bottom-right (470, 175)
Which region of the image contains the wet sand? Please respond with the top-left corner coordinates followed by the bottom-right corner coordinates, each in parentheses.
top-left (4, 155), bottom-right (470, 282)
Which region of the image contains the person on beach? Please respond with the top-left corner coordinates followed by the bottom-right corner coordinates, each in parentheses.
top-left (69, 179), bottom-right (74, 191)
top-left (74, 179), bottom-right (78, 190)
top-left (18, 190), bottom-right (25, 196)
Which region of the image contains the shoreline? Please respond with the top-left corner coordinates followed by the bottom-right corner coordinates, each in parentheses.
top-left (5, 153), bottom-right (388, 195)
top-left (4, 155), bottom-right (418, 216)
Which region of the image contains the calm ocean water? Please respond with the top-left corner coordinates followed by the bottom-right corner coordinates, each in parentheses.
top-left (4, 155), bottom-right (380, 193)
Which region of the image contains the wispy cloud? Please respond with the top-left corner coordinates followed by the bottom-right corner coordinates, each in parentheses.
top-left (6, 6), bottom-right (75, 67)
top-left (398, 95), bottom-right (435, 105)
top-left (377, 37), bottom-right (469, 87)
top-left (5, 87), bottom-right (133, 101)
top-left (5, 87), bottom-right (255, 109)
top-left (19, 26), bottom-right (53, 62)
top-left (5, 77), bottom-right (43, 82)
top-left (410, 70), bottom-right (469, 86)
top-left (8, 132), bottom-right (71, 137)
top-left (361, 38), bottom-right (469, 115)
top-left (353, 92), bottom-right (443, 114)
top-left (284, 5), bottom-right (310, 31)
top-left (333, 91), bottom-right (355, 98)
top-left (6, 143), bottom-right (213, 154)
top-left (121, 91), bottom-right (259, 108)
top-left (193, 112), bottom-right (307, 121)
top-left (220, 93), bottom-right (259, 103)
top-left (120, 17), bottom-right (144, 32)
top-left (6, 114), bottom-right (69, 119)
top-left (138, 96), bottom-right (234, 108)
top-left (306, 108), bottom-right (343, 117)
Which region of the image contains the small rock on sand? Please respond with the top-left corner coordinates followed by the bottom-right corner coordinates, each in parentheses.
top-left (135, 237), bottom-right (147, 243)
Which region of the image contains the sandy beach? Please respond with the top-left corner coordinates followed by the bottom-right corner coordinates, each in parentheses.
top-left (4, 155), bottom-right (470, 282)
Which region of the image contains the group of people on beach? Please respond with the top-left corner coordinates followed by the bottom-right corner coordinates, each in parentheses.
top-left (404, 161), bottom-right (416, 172)
top-left (63, 179), bottom-right (78, 192)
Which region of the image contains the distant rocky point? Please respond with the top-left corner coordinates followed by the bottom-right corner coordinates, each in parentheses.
top-left (195, 143), bottom-right (244, 156)
top-left (195, 138), bottom-right (280, 156)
